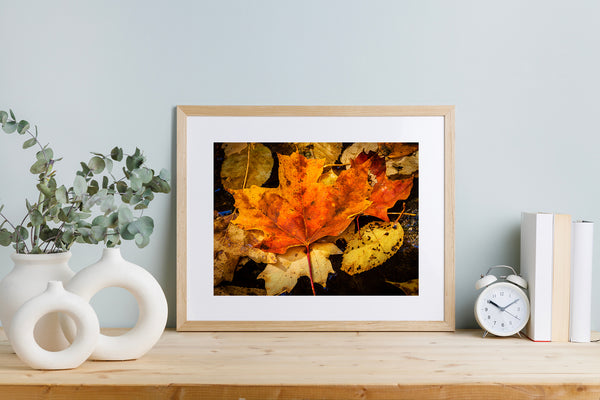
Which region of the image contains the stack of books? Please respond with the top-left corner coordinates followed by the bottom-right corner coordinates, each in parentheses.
top-left (520, 212), bottom-right (594, 342)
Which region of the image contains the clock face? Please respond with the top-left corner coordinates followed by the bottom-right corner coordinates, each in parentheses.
top-left (474, 281), bottom-right (530, 337)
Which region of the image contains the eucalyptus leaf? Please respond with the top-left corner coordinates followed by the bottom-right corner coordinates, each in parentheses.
top-left (0, 111), bottom-right (7, 125)
top-left (3, 121), bottom-right (17, 134)
top-left (91, 225), bottom-right (107, 242)
top-left (0, 230), bottom-right (12, 246)
top-left (36, 148), bottom-right (53, 162)
top-left (134, 233), bottom-right (150, 248)
top-left (17, 120), bottom-right (30, 135)
top-left (14, 226), bottom-right (29, 241)
top-left (30, 159), bottom-right (47, 174)
top-left (118, 206), bottom-right (134, 226)
top-left (159, 168), bottom-right (169, 181)
top-left (88, 179), bottom-right (99, 196)
top-left (116, 181), bottom-right (127, 194)
top-left (73, 175), bottom-right (87, 197)
top-left (88, 156), bottom-right (105, 174)
top-left (106, 233), bottom-right (120, 247)
top-left (133, 167), bottom-right (153, 184)
top-left (56, 186), bottom-right (68, 204)
top-left (30, 210), bottom-right (44, 227)
top-left (104, 158), bottom-right (113, 174)
top-left (110, 146), bottom-right (123, 161)
top-left (100, 195), bottom-right (117, 213)
top-left (23, 137), bottom-right (37, 149)
top-left (120, 223), bottom-right (135, 240)
top-left (36, 183), bottom-right (53, 198)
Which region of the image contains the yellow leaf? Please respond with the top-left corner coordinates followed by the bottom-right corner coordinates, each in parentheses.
top-left (221, 143), bottom-right (274, 190)
top-left (341, 221), bottom-right (404, 275)
top-left (258, 243), bottom-right (342, 295)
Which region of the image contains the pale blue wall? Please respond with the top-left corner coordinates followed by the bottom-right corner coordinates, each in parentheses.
top-left (1, 0), bottom-right (599, 329)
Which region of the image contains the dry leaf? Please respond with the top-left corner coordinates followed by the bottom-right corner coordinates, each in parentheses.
top-left (340, 142), bottom-right (379, 165)
top-left (386, 151), bottom-right (419, 177)
top-left (296, 142), bottom-right (342, 164)
top-left (214, 286), bottom-right (267, 296)
top-left (386, 279), bottom-right (419, 295)
top-left (384, 143), bottom-right (419, 159)
top-left (231, 151), bottom-right (372, 254)
top-left (341, 221), bottom-right (404, 275)
top-left (353, 152), bottom-right (414, 222)
top-left (214, 214), bottom-right (277, 286)
top-left (222, 143), bottom-right (249, 157)
top-left (221, 143), bottom-right (274, 190)
top-left (258, 243), bottom-right (342, 295)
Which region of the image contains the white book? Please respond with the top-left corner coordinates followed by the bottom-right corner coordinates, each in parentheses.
top-left (520, 212), bottom-right (554, 341)
top-left (570, 221), bottom-right (594, 342)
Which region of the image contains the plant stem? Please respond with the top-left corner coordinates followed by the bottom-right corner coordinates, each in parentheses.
top-left (305, 244), bottom-right (316, 296)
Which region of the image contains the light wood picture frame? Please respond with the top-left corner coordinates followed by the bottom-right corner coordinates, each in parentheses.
top-left (177, 106), bottom-right (455, 331)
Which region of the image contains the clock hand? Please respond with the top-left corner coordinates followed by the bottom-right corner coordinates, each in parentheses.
top-left (487, 300), bottom-right (502, 310)
top-left (503, 299), bottom-right (520, 310)
top-left (504, 309), bottom-right (520, 320)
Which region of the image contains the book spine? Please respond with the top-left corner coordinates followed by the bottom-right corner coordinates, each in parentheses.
top-left (570, 221), bottom-right (594, 342)
top-left (551, 214), bottom-right (571, 342)
top-left (520, 212), bottom-right (553, 341)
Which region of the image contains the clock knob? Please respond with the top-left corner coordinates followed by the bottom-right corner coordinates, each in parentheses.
top-left (475, 274), bottom-right (497, 290)
top-left (506, 274), bottom-right (528, 289)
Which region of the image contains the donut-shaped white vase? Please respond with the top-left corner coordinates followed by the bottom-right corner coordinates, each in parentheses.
top-left (8, 281), bottom-right (99, 370)
top-left (64, 248), bottom-right (167, 360)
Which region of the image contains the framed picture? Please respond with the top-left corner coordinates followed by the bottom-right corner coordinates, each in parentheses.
top-left (176, 106), bottom-right (455, 331)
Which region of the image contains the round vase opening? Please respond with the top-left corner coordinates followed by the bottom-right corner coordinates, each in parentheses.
top-left (90, 287), bottom-right (139, 337)
top-left (33, 310), bottom-right (75, 352)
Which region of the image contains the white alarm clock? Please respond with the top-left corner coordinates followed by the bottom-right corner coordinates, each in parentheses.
top-left (474, 265), bottom-right (530, 337)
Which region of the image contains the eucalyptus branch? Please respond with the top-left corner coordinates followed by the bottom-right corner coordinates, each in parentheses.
top-left (0, 109), bottom-right (171, 253)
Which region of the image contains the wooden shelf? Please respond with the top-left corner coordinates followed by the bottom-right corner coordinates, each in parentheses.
top-left (1, 328), bottom-right (600, 399)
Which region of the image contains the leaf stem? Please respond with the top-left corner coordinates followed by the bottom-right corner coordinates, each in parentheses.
top-left (242, 143), bottom-right (251, 189)
top-left (306, 244), bottom-right (316, 296)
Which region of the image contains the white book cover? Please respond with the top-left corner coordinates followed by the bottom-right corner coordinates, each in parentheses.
top-left (570, 221), bottom-right (594, 342)
top-left (520, 212), bottom-right (553, 341)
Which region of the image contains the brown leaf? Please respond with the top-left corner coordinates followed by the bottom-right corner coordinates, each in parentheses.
top-left (386, 151), bottom-right (419, 178)
top-left (214, 213), bottom-right (276, 286)
top-left (296, 142), bottom-right (342, 164)
top-left (384, 143), bottom-right (419, 159)
top-left (214, 286), bottom-right (267, 296)
top-left (386, 279), bottom-right (419, 295)
top-left (340, 142), bottom-right (379, 165)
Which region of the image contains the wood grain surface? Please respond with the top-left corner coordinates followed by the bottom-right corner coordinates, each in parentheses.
top-left (1, 329), bottom-right (600, 399)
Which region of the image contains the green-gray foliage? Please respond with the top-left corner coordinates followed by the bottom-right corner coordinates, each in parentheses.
top-left (0, 109), bottom-right (171, 254)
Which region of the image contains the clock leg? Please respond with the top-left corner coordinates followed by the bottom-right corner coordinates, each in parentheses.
top-left (482, 330), bottom-right (489, 338)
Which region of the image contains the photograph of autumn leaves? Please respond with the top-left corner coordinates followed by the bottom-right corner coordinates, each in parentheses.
top-left (214, 142), bottom-right (419, 296)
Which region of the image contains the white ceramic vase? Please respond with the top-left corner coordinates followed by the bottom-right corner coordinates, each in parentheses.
top-left (9, 281), bottom-right (99, 370)
top-left (0, 251), bottom-right (74, 351)
top-left (64, 247), bottom-right (168, 360)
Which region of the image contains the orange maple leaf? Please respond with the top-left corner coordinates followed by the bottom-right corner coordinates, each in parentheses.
top-left (231, 152), bottom-right (373, 254)
top-left (353, 151), bottom-right (414, 222)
